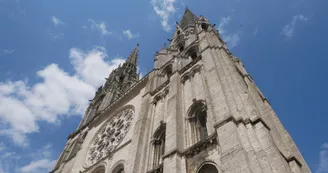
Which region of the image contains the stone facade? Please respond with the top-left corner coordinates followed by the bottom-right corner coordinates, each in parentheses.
top-left (50, 9), bottom-right (311, 173)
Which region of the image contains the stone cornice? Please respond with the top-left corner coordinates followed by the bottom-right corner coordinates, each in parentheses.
top-left (213, 115), bottom-right (271, 131)
top-left (179, 55), bottom-right (202, 75)
top-left (161, 132), bottom-right (218, 160)
top-left (149, 80), bottom-right (170, 96)
top-left (183, 133), bottom-right (218, 157)
top-left (147, 164), bottom-right (163, 173)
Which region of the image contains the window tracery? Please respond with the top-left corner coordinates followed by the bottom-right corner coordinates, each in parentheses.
top-left (86, 107), bottom-right (134, 165)
top-left (149, 122), bottom-right (166, 171)
top-left (187, 101), bottom-right (208, 145)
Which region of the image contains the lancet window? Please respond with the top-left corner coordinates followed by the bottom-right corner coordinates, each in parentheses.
top-left (150, 123), bottom-right (166, 170)
top-left (187, 101), bottom-right (208, 145)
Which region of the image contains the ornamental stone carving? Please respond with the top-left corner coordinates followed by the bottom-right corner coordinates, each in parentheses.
top-left (86, 108), bottom-right (134, 165)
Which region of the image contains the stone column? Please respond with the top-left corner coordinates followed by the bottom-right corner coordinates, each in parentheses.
top-left (162, 72), bottom-right (185, 173)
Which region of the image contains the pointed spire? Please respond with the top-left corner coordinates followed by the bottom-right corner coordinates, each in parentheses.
top-left (179, 7), bottom-right (198, 29)
top-left (126, 43), bottom-right (139, 66)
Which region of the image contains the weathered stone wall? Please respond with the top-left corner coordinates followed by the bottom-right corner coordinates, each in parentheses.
top-left (51, 10), bottom-right (311, 173)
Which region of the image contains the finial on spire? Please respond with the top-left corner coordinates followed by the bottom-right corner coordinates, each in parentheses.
top-left (126, 44), bottom-right (139, 66)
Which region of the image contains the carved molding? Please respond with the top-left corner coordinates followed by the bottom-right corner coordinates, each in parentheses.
top-left (183, 133), bottom-right (218, 157)
top-left (147, 164), bottom-right (163, 173)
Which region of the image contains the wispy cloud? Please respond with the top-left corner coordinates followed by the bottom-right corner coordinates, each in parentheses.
top-left (316, 143), bottom-right (328, 173)
top-left (253, 28), bottom-right (258, 36)
top-left (0, 49), bottom-right (16, 54)
top-left (0, 47), bottom-right (125, 146)
top-left (20, 144), bottom-right (56, 173)
top-left (224, 33), bottom-right (241, 49)
top-left (122, 29), bottom-right (140, 40)
top-left (88, 19), bottom-right (111, 36)
top-left (217, 16), bottom-right (241, 49)
top-left (0, 49), bottom-right (15, 54)
top-left (218, 16), bottom-right (231, 35)
top-left (282, 14), bottom-right (308, 38)
top-left (151, 0), bottom-right (176, 32)
top-left (0, 142), bottom-right (21, 173)
top-left (0, 142), bottom-right (6, 152)
top-left (49, 33), bottom-right (64, 41)
top-left (20, 159), bottom-right (56, 173)
top-left (51, 16), bottom-right (64, 26)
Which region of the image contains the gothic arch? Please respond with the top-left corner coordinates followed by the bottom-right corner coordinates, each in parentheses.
top-left (152, 121), bottom-right (166, 138)
top-left (89, 163), bottom-right (106, 173)
top-left (109, 160), bottom-right (125, 173)
top-left (190, 65), bottom-right (202, 76)
top-left (196, 162), bottom-right (219, 173)
top-left (149, 122), bottom-right (166, 170)
top-left (186, 44), bottom-right (200, 60)
top-left (186, 100), bottom-right (207, 117)
top-left (160, 63), bottom-right (173, 79)
top-left (186, 100), bottom-right (208, 145)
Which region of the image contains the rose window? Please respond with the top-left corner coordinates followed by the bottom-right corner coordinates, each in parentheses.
top-left (86, 108), bottom-right (134, 165)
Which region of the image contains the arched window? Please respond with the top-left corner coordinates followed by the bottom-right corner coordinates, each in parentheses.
top-left (179, 46), bottom-right (184, 52)
top-left (188, 48), bottom-right (199, 60)
top-left (188, 101), bottom-right (208, 145)
top-left (151, 123), bottom-right (166, 169)
top-left (177, 30), bottom-right (181, 35)
top-left (197, 163), bottom-right (219, 173)
top-left (162, 64), bottom-right (173, 80)
top-left (119, 76), bottom-right (125, 83)
top-left (201, 23), bottom-right (209, 31)
top-left (92, 166), bottom-right (105, 173)
top-left (112, 164), bottom-right (125, 173)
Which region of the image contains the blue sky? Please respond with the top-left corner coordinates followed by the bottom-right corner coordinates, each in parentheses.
top-left (0, 0), bottom-right (327, 172)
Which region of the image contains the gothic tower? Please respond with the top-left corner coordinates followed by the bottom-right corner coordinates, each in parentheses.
top-left (51, 9), bottom-right (311, 173)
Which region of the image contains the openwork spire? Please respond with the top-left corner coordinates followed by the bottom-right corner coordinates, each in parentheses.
top-left (126, 43), bottom-right (139, 66)
top-left (179, 8), bottom-right (198, 29)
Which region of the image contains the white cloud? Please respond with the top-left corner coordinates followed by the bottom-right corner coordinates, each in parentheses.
top-left (317, 143), bottom-right (328, 173)
top-left (282, 14), bottom-right (308, 38)
top-left (0, 47), bottom-right (125, 147)
top-left (217, 16), bottom-right (241, 49)
top-left (253, 28), bottom-right (258, 36)
top-left (0, 142), bottom-right (6, 152)
top-left (151, 0), bottom-right (176, 32)
top-left (20, 159), bottom-right (56, 173)
top-left (224, 33), bottom-right (241, 48)
top-left (0, 49), bottom-right (15, 54)
top-left (88, 19), bottom-right (111, 36)
top-left (51, 16), bottom-right (64, 26)
top-left (20, 144), bottom-right (56, 173)
top-left (122, 29), bottom-right (140, 40)
top-left (218, 16), bottom-right (231, 35)
top-left (0, 146), bottom-right (21, 173)
top-left (49, 33), bottom-right (64, 41)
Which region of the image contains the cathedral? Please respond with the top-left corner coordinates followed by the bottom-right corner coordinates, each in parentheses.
top-left (50, 9), bottom-right (311, 173)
